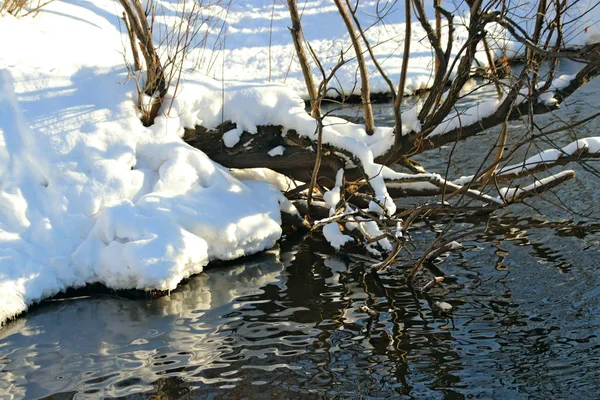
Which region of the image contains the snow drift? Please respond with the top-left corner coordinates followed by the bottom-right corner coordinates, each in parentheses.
top-left (0, 2), bottom-right (287, 324)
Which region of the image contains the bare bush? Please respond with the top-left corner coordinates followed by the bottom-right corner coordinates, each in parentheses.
top-left (1, 0), bottom-right (54, 17)
top-left (120, 0), bottom-right (226, 126)
top-left (120, 0), bottom-right (167, 126)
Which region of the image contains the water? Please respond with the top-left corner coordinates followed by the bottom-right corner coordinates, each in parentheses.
top-left (1, 72), bottom-right (600, 398)
top-left (1, 224), bottom-right (598, 399)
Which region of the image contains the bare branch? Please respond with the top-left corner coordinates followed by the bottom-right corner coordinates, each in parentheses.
top-left (334, 0), bottom-right (375, 135)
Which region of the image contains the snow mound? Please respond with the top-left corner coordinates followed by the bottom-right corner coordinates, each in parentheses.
top-left (0, 2), bottom-right (284, 324)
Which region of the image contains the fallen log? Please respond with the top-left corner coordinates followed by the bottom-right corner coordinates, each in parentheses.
top-left (184, 123), bottom-right (344, 187)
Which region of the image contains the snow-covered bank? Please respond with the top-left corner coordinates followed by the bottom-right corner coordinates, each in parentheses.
top-left (207, 0), bottom-right (600, 98)
top-left (0, 2), bottom-right (288, 324)
top-left (0, 0), bottom-right (405, 324)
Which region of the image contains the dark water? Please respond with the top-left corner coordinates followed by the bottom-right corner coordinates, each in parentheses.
top-left (1, 224), bottom-right (598, 399)
top-left (1, 72), bottom-right (600, 399)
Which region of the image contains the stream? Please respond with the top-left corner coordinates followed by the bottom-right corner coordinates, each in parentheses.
top-left (1, 69), bottom-right (599, 399)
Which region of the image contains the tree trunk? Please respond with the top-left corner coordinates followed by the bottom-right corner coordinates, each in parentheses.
top-left (286, 0), bottom-right (320, 119)
top-left (119, 0), bottom-right (167, 126)
top-left (334, 0), bottom-right (375, 135)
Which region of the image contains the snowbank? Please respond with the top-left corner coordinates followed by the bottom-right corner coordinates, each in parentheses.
top-left (0, 3), bottom-right (286, 324)
top-left (196, 0), bottom-right (600, 98)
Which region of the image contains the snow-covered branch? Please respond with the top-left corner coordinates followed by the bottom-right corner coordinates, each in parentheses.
top-left (497, 138), bottom-right (600, 180)
top-left (498, 170), bottom-right (576, 203)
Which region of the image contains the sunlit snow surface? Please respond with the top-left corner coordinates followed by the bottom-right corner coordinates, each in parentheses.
top-left (0, 3), bottom-right (287, 324)
top-left (0, 0), bottom-right (599, 324)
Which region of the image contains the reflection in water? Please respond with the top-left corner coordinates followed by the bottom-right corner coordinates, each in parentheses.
top-left (0, 217), bottom-right (598, 399)
top-left (0, 252), bottom-right (289, 398)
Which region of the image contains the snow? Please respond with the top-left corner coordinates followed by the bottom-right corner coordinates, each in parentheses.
top-left (430, 96), bottom-right (504, 137)
top-left (552, 74), bottom-right (577, 90)
top-left (322, 223), bottom-right (354, 250)
top-left (498, 170), bottom-right (575, 202)
top-left (268, 145), bottom-right (285, 157)
top-left (0, 2), bottom-right (286, 324)
top-left (321, 169), bottom-right (392, 252)
top-left (209, 0), bottom-right (599, 98)
top-left (229, 167), bottom-right (301, 192)
top-left (569, 0), bottom-right (600, 45)
top-left (499, 137), bottom-right (600, 176)
top-left (355, 219), bottom-right (393, 252)
top-left (323, 169), bottom-right (344, 216)
top-left (216, 0), bottom-right (466, 98)
top-left (210, 0), bottom-right (600, 99)
top-left (381, 165), bottom-right (432, 182)
top-left (448, 241), bottom-right (463, 251)
top-left (164, 74), bottom-right (397, 214)
top-left (401, 104), bottom-right (423, 135)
